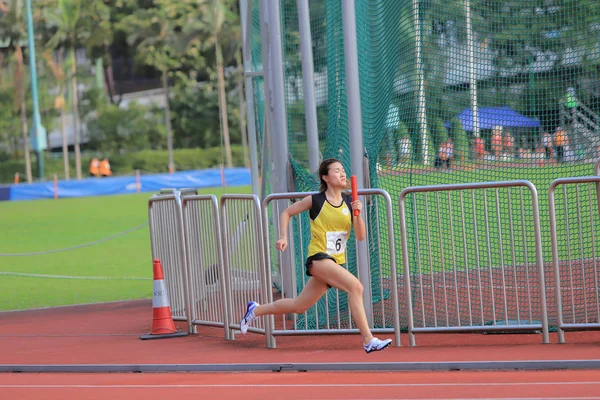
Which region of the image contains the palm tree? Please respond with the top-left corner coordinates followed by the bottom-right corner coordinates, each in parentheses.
top-left (118, 0), bottom-right (198, 173)
top-left (196, 0), bottom-right (240, 169)
top-left (46, 0), bottom-right (88, 179)
top-left (14, 45), bottom-right (34, 183)
top-left (0, 0), bottom-right (33, 183)
top-left (43, 49), bottom-right (70, 179)
top-left (85, 0), bottom-right (114, 101)
top-left (235, 50), bottom-right (250, 168)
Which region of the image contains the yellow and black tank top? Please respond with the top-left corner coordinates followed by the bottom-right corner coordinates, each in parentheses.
top-left (307, 192), bottom-right (353, 264)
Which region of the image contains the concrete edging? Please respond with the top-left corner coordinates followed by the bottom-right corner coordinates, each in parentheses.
top-left (2, 360), bottom-right (600, 373)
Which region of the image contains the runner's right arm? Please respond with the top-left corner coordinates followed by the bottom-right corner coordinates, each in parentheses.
top-left (275, 195), bottom-right (312, 252)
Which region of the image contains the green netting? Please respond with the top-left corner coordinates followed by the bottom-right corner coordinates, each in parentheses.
top-left (250, 0), bottom-right (265, 157)
top-left (256, 0), bottom-right (600, 330)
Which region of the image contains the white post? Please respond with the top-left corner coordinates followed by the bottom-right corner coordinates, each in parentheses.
top-left (265, 0), bottom-right (290, 195)
top-left (240, 0), bottom-right (261, 196)
top-left (414, 0), bottom-right (430, 164)
top-left (259, 1), bottom-right (272, 201)
top-left (135, 169), bottom-right (141, 193)
top-left (342, 0), bottom-right (373, 326)
top-left (297, 0), bottom-right (321, 175)
top-left (261, 0), bottom-right (293, 344)
top-left (466, 0), bottom-right (479, 138)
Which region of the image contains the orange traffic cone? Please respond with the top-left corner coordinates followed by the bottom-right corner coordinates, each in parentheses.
top-left (139, 259), bottom-right (188, 340)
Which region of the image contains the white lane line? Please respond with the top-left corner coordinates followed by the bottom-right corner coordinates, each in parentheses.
top-left (0, 271), bottom-right (149, 280)
top-left (1, 381), bottom-right (599, 388)
top-left (312, 398), bottom-right (600, 400)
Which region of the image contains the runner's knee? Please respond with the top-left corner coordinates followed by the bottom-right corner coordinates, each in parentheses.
top-left (348, 278), bottom-right (363, 297)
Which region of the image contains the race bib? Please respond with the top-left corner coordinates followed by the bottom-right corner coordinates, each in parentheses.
top-left (326, 231), bottom-right (348, 255)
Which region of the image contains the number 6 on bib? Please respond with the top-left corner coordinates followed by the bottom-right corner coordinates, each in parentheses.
top-left (326, 231), bottom-right (348, 255)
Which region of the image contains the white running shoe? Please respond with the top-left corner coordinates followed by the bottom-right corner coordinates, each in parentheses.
top-left (240, 301), bottom-right (259, 334)
top-left (364, 337), bottom-right (392, 353)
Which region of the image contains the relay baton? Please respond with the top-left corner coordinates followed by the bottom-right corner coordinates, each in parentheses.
top-left (351, 175), bottom-right (359, 216)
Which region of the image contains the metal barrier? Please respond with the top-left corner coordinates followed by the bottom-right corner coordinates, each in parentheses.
top-left (148, 189), bottom-right (197, 327)
top-left (181, 195), bottom-right (229, 337)
top-left (549, 176), bottom-right (600, 343)
top-left (220, 195), bottom-right (269, 343)
top-left (398, 181), bottom-right (550, 346)
top-left (262, 189), bottom-right (401, 349)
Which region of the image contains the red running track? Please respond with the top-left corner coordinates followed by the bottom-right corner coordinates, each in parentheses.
top-left (2, 299), bottom-right (600, 400)
top-left (1, 370), bottom-right (599, 400)
top-left (2, 300), bottom-right (600, 366)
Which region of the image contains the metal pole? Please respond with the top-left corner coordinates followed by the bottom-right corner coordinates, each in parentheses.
top-left (240, 0), bottom-right (261, 196)
top-left (265, 0), bottom-right (294, 321)
top-left (465, 0), bottom-right (479, 138)
top-left (26, 0), bottom-right (47, 179)
top-left (413, 0), bottom-right (429, 164)
top-left (341, 0), bottom-right (373, 326)
top-left (259, 0), bottom-right (272, 202)
top-left (266, 0), bottom-right (290, 195)
top-left (259, 0), bottom-right (290, 348)
top-left (529, 185), bottom-right (550, 344)
top-left (297, 0), bottom-right (320, 175)
top-left (547, 182), bottom-right (565, 343)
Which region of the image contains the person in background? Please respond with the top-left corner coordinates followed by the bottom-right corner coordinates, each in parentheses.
top-left (554, 127), bottom-right (567, 163)
top-left (503, 130), bottom-right (514, 159)
top-left (436, 138), bottom-right (453, 169)
top-left (89, 158), bottom-right (100, 177)
top-left (435, 140), bottom-right (447, 168)
top-left (398, 135), bottom-right (411, 164)
top-left (473, 137), bottom-right (487, 160)
top-left (446, 138), bottom-right (454, 168)
top-left (564, 87), bottom-right (578, 124)
top-left (541, 131), bottom-right (552, 160)
top-left (99, 158), bottom-right (112, 177)
top-left (491, 126), bottom-right (503, 159)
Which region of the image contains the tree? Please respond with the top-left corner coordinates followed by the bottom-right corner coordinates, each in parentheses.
top-left (0, 0), bottom-right (34, 183)
top-left (85, 101), bottom-right (166, 154)
top-left (84, 0), bottom-right (118, 102)
top-left (43, 48), bottom-right (70, 179)
top-left (235, 50), bottom-right (249, 168)
top-left (471, 0), bottom-right (600, 114)
top-left (420, 1), bottom-right (470, 123)
top-left (45, 0), bottom-right (90, 179)
top-left (118, 0), bottom-right (199, 173)
top-left (192, 0), bottom-right (241, 168)
top-left (0, 79), bottom-right (23, 160)
top-left (169, 72), bottom-right (241, 150)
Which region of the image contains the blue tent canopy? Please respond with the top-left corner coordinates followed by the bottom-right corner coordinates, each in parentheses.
top-left (454, 107), bottom-right (540, 131)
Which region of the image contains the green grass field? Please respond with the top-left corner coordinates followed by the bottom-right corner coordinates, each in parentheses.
top-left (0, 186), bottom-right (251, 311)
top-left (375, 162), bottom-right (600, 274)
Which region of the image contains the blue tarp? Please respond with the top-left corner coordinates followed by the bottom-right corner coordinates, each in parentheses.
top-left (455, 107), bottom-right (541, 131)
top-left (0, 185), bottom-right (10, 201)
top-left (9, 167), bottom-right (251, 201)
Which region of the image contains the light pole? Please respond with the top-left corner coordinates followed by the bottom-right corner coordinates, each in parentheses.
top-left (26, 0), bottom-right (47, 180)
